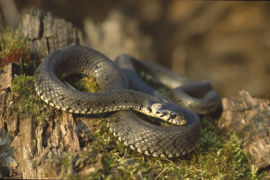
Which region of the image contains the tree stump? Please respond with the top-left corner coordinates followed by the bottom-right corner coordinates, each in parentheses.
top-left (16, 8), bottom-right (81, 65)
top-left (0, 63), bottom-right (20, 91)
top-left (0, 87), bottom-right (91, 178)
top-left (0, 8), bottom-right (84, 178)
top-left (219, 90), bottom-right (270, 171)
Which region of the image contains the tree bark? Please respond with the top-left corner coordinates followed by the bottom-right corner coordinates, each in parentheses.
top-left (0, 8), bottom-right (83, 178)
top-left (219, 90), bottom-right (270, 170)
top-left (16, 8), bottom-right (81, 66)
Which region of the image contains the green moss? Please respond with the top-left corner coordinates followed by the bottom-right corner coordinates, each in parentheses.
top-left (0, 28), bottom-right (30, 67)
top-left (11, 75), bottom-right (47, 123)
top-left (73, 76), bottom-right (101, 92)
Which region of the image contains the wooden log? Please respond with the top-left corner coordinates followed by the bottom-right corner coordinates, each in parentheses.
top-left (219, 90), bottom-right (270, 170)
top-left (0, 8), bottom-right (83, 178)
top-left (0, 63), bottom-right (20, 91)
top-left (15, 8), bottom-right (81, 66)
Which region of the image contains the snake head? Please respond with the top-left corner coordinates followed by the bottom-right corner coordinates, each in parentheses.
top-left (146, 101), bottom-right (189, 125)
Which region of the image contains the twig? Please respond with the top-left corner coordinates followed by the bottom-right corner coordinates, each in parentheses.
top-left (154, 167), bottom-right (168, 180)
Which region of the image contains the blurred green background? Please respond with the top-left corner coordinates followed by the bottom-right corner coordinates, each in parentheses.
top-left (1, 0), bottom-right (270, 98)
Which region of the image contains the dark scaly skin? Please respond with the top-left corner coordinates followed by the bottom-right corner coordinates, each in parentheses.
top-left (34, 45), bottom-right (205, 158)
top-left (108, 110), bottom-right (200, 158)
top-left (34, 46), bottom-right (191, 125)
top-left (115, 55), bottom-right (220, 115)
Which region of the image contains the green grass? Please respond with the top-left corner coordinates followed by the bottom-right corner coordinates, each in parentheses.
top-left (10, 75), bottom-right (264, 179)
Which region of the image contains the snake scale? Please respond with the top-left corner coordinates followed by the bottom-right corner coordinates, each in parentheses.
top-left (34, 45), bottom-right (220, 158)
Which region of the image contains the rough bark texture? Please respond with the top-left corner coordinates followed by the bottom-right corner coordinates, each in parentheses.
top-left (0, 88), bottom-right (100, 178)
top-left (0, 8), bottom-right (86, 178)
top-left (16, 8), bottom-right (81, 65)
top-left (0, 63), bottom-right (20, 91)
top-left (218, 90), bottom-right (270, 170)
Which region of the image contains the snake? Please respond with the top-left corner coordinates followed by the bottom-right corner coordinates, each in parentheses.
top-left (34, 45), bottom-right (220, 158)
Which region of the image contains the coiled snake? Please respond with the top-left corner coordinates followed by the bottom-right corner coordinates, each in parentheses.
top-left (34, 45), bottom-right (220, 158)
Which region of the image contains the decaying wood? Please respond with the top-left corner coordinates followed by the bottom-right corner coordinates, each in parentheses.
top-left (11, 112), bottom-right (81, 179)
top-left (0, 88), bottom-right (93, 178)
top-left (16, 8), bottom-right (81, 65)
top-left (0, 128), bottom-right (16, 178)
top-left (219, 90), bottom-right (270, 169)
top-left (0, 8), bottom-right (84, 178)
top-left (0, 63), bottom-right (20, 91)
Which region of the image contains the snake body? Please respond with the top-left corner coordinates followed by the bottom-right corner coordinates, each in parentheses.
top-left (34, 45), bottom-right (220, 158)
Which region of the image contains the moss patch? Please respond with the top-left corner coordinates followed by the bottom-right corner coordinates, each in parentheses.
top-left (73, 76), bottom-right (101, 92)
top-left (11, 75), bottom-right (48, 123)
top-left (0, 29), bottom-right (30, 67)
